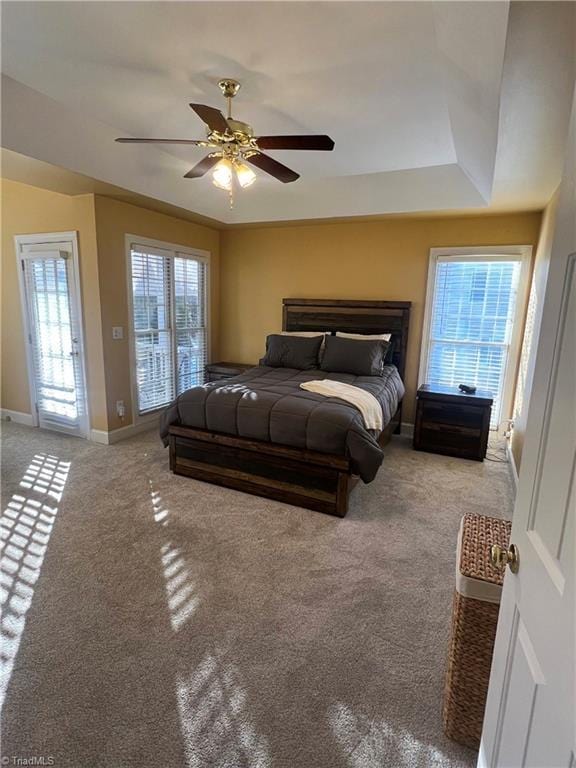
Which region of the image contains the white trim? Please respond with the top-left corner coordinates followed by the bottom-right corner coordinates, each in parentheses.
top-left (477, 743), bottom-right (489, 768)
top-left (0, 410), bottom-right (156, 443)
top-left (506, 440), bottom-right (519, 491)
top-left (14, 231), bottom-right (91, 438)
top-left (88, 429), bottom-right (110, 445)
top-left (89, 418), bottom-right (157, 445)
top-left (400, 422), bottom-right (414, 438)
top-left (1, 409), bottom-right (34, 426)
top-left (124, 234), bottom-right (211, 426)
top-left (418, 245), bottom-right (533, 432)
top-left (15, 240), bottom-right (39, 427)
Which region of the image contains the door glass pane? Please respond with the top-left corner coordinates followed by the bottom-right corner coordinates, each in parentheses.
top-left (29, 258), bottom-right (78, 423)
top-left (130, 247), bottom-right (208, 413)
top-left (174, 256), bottom-right (206, 394)
top-left (176, 329), bottom-right (204, 392)
top-left (135, 331), bottom-right (174, 413)
top-left (131, 249), bottom-right (173, 413)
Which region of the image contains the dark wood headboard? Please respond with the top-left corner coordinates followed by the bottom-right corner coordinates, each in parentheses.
top-left (282, 298), bottom-right (411, 380)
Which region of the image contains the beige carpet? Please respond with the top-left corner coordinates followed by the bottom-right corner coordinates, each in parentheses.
top-left (0, 422), bottom-right (513, 768)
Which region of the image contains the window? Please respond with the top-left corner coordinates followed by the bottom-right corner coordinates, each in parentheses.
top-left (420, 248), bottom-right (531, 429)
top-left (128, 239), bottom-right (209, 416)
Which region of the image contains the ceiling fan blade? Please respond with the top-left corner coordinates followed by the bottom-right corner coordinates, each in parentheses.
top-left (246, 152), bottom-right (299, 183)
top-left (183, 154), bottom-right (221, 178)
top-left (115, 137), bottom-right (206, 145)
top-left (189, 103), bottom-right (229, 133)
top-left (256, 135), bottom-right (335, 151)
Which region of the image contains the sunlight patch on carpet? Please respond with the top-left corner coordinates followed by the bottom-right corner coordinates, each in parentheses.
top-left (176, 649), bottom-right (271, 768)
top-left (0, 453), bottom-right (70, 710)
top-left (329, 701), bottom-right (453, 768)
top-left (149, 480), bottom-right (270, 766)
top-left (149, 480), bottom-right (200, 631)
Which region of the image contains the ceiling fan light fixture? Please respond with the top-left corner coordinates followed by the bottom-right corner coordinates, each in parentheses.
top-left (116, 79), bottom-right (334, 205)
top-left (235, 161), bottom-right (256, 188)
top-left (212, 159), bottom-right (233, 191)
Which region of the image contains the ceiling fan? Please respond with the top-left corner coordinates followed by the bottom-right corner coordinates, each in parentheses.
top-left (115, 79), bottom-right (335, 198)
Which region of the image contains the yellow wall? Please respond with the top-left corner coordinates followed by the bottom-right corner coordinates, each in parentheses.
top-left (1, 179), bottom-right (108, 429)
top-left (220, 212), bottom-right (542, 423)
top-left (1, 176), bottom-right (545, 435)
top-left (93, 195), bottom-right (220, 430)
top-left (511, 191), bottom-right (560, 469)
top-left (1, 181), bottom-right (220, 433)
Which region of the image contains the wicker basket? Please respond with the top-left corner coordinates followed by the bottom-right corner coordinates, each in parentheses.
top-left (443, 513), bottom-right (512, 750)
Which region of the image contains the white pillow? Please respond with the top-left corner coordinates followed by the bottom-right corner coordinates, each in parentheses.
top-left (336, 331), bottom-right (392, 341)
top-left (281, 331), bottom-right (327, 337)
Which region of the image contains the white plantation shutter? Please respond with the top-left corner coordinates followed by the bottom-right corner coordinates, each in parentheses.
top-left (424, 257), bottom-right (522, 427)
top-left (130, 247), bottom-right (174, 413)
top-left (174, 254), bottom-right (208, 393)
top-left (23, 250), bottom-right (87, 433)
top-left (130, 244), bottom-right (208, 415)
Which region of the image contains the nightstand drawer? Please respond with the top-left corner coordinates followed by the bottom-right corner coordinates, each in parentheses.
top-left (420, 402), bottom-right (485, 430)
top-left (418, 425), bottom-right (483, 459)
top-left (421, 422), bottom-right (482, 438)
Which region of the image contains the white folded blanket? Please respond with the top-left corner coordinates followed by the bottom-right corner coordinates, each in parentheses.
top-left (300, 380), bottom-right (383, 430)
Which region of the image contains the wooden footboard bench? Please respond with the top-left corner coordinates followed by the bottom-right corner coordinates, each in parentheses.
top-left (168, 405), bottom-right (400, 518)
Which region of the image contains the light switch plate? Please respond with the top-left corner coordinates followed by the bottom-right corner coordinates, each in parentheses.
top-left (112, 326), bottom-right (124, 340)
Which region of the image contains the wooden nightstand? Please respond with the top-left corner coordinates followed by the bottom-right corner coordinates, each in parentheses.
top-left (413, 384), bottom-right (493, 461)
top-left (205, 361), bottom-right (254, 382)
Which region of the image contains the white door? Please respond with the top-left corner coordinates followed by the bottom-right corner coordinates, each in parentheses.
top-left (17, 235), bottom-right (89, 438)
top-left (479, 101), bottom-right (575, 766)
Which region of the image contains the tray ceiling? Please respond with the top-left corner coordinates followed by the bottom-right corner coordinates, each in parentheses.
top-left (1, 1), bottom-right (574, 224)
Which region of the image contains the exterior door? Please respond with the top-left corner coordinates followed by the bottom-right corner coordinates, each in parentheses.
top-left (17, 235), bottom-right (89, 438)
top-left (479, 102), bottom-right (575, 766)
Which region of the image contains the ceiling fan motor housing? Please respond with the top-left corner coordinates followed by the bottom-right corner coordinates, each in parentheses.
top-left (227, 119), bottom-right (254, 139)
top-left (218, 79), bottom-right (241, 99)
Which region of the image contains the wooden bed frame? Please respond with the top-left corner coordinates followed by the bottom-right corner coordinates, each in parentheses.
top-left (168, 298), bottom-right (411, 517)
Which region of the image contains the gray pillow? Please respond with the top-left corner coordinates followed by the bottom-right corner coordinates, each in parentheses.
top-left (262, 334), bottom-right (323, 370)
top-left (320, 335), bottom-right (389, 376)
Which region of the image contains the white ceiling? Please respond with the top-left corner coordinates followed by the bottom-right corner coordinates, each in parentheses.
top-left (1, 1), bottom-right (574, 225)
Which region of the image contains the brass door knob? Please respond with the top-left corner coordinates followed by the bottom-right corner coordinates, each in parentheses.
top-left (490, 544), bottom-right (519, 574)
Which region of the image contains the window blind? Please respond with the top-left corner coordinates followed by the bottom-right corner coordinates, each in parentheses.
top-left (130, 245), bottom-right (208, 415)
top-left (425, 258), bottom-right (521, 427)
top-left (24, 253), bottom-right (84, 430)
top-left (174, 254), bottom-right (208, 394)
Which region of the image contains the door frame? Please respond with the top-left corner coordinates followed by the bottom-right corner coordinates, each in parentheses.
top-left (14, 230), bottom-right (90, 437)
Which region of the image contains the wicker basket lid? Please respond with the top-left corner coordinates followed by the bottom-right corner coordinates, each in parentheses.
top-left (455, 513), bottom-right (512, 603)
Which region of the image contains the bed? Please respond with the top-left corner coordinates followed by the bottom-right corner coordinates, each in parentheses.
top-left (161, 298), bottom-right (411, 517)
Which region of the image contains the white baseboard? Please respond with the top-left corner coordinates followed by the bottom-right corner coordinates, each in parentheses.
top-left (400, 422), bottom-right (414, 438)
top-left (89, 418), bottom-right (157, 445)
top-left (89, 429), bottom-right (110, 444)
top-left (506, 440), bottom-right (519, 491)
top-left (1, 409), bottom-right (156, 445)
top-left (1, 409), bottom-right (34, 426)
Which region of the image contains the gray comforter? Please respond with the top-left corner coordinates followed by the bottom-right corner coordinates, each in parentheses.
top-left (159, 365), bottom-right (404, 482)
